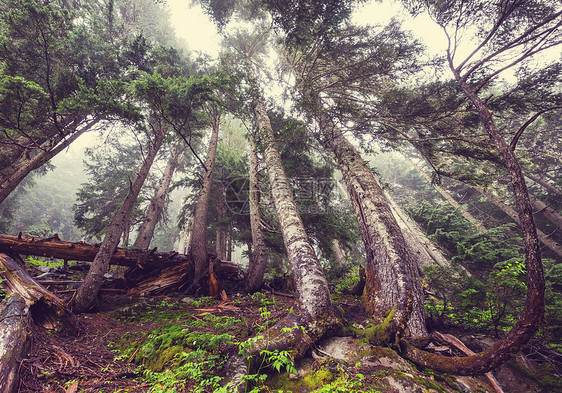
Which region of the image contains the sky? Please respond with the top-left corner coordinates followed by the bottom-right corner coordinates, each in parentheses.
top-left (166, 0), bottom-right (447, 59)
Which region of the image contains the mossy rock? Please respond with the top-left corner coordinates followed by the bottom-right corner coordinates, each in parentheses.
top-left (145, 345), bottom-right (183, 372)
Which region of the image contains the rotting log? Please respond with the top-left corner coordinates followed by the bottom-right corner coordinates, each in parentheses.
top-left (0, 233), bottom-right (190, 267)
top-left (0, 295), bottom-right (29, 393)
top-left (0, 253), bottom-right (74, 330)
top-left (0, 234), bottom-right (241, 296)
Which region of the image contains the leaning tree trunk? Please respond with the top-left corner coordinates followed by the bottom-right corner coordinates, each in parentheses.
top-left (407, 156), bottom-right (488, 233)
top-left (473, 185), bottom-right (562, 259)
top-left (529, 195), bottom-right (562, 233)
top-left (319, 127), bottom-right (427, 338)
top-left (133, 142), bottom-right (183, 249)
top-left (215, 184), bottom-right (227, 260)
top-left (525, 172), bottom-right (562, 196)
top-left (245, 135), bottom-right (268, 293)
top-left (0, 295), bottom-right (29, 393)
top-left (225, 96), bottom-right (342, 393)
top-left (400, 62), bottom-right (546, 375)
top-left (189, 109), bottom-right (221, 291)
top-left (72, 128), bottom-right (166, 313)
top-left (0, 120), bottom-right (98, 205)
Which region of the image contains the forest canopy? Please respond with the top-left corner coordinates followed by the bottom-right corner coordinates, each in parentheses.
top-left (0, 0), bottom-right (561, 392)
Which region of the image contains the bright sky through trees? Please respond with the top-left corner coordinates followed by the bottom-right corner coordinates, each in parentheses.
top-left (167, 0), bottom-right (446, 59)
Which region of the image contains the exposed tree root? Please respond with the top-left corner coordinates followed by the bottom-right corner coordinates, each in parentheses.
top-left (224, 306), bottom-right (343, 392)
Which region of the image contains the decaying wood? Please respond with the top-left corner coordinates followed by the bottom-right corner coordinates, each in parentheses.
top-left (0, 253), bottom-right (73, 330)
top-left (125, 257), bottom-right (240, 296)
top-left (433, 332), bottom-right (505, 393)
top-left (0, 295), bottom-right (29, 393)
top-left (0, 233), bottom-right (190, 267)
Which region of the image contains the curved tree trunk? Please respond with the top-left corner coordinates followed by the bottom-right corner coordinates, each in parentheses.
top-left (133, 141), bottom-right (183, 249)
top-left (245, 135), bottom-right (268, 293)
top-left (0, 120), bottom-right (98, 205)
top-left (189, 109), bottom-right (221, 291)
top-left (72, 127), bottom-right (166, 313)
top-left (319, 128), bottom-right (427, 338)
top-left (401, 60), bottom-right (546, 376)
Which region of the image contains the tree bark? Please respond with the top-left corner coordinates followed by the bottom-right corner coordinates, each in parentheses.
top-left (525, 172), bottom-right (561, 196)
top-left (133, 142), bottom-right (183, 249)
top-left (254, 97), bottom-right (333, 319)
top-left (530, 195), bottom-right (562, 234)
top-left (0, 120), bottom-right (99, 205)
top-left (72, 127), bottom-right (166, 313)
top-left (384, 190), bottom-right (450, 269)
top-left (188, 108), bottom-right (221, 292)
top-left (0, 253), bottom-right (73, 330)
top-left (245, 135), bottom-right (268, 293)
top-left (0, 233), bottom-right (187, 267)
top-left (319, 128), bottom-right (427, 338)
top-left (0, 295), bottom-right (29, 393)
top-left (400, 56), bottom-right (546, 376)
top-left (215, 184), bottom-right (227, 260)
top-left (474, 186), bottom-right (562, 259)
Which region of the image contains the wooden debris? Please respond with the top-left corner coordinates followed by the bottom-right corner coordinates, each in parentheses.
top-left (434, 332), bottom-right (505, 393)
top-left (0, 253), bottom-right (74, 330)
top-left (0, 295), bottom-right (29, 393)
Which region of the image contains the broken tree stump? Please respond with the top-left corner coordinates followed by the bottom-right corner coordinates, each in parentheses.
top-left (0, 253), bottom-right (73, 330)
top-left (0, 295), bottom-right (29, 393)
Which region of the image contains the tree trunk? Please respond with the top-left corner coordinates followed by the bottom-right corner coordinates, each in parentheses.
top-left (177, 228), bottom-right (190, 254)
top-left (215, 184), bottom-right (227, 260)
top-left (133, 142), bottom-right (183, 249)
top-left (0, 233), bottom-right (185, 267)
top-left (530, 195), bottom-right (562, 233)
top-left (227, 224), bottom-right (232, 261)
top-left (0, 253), bottom-right (74, 331)
top-left (0, 295), bottom-right (29, 393)
top-left (254, 97), bottom-right (332, 319)
top-left (474, 186), bottom-right (562, 259)
top-left (72, 128), bottom-right (166, 313)
top-left (0, 120), bottom-right (98, 205)
top-left (400, 60), bottom-right (546, 376)
top-left (384, 190), bottom-right (450, 269)
top-left (318, 125), bottom-right (427, 338)
top-left (525, 172), bottom-right (561, 196)
top-left (188, 109), bottom-right (220, 292)
top-left (408, 157), bottom-right (487, 233)
top-left (245, 135), bottom-right (268, 293)
top-left (225, 95), bottom-right (342, 392)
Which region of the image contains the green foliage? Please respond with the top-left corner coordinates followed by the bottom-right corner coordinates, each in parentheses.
top-left (334, 266), bottom-right (361, 294)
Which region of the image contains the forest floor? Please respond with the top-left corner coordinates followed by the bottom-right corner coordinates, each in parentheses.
top-left (16, 288), bottom-right (369, 393)
top-left (12, 263), bottom-right (561, 393)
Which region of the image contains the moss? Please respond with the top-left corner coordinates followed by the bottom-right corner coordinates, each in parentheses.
top-left (508, 358), bottom-right (562, 392)
top-left (268, 367), bottom-right (336, 392)
top-left (145, 345), bottom-right (183, 372)
top-left (364, 307), bottom-right (396, 346)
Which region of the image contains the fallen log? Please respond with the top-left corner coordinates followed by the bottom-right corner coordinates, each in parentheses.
top-left (0, 234), bottom-right (241, 296)
top-left (0, 253), bottom-right (74, 330)
top-left (0, 295), bottom-right (29, 393)
top-left (0, 233), bottom-right (190, 267)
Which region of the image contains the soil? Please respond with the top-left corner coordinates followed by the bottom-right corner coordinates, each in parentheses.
top-left (16, 289), bottom-right (343, 393)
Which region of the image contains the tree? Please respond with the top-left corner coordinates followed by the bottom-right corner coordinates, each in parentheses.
top-left (398, 0), bottom-right (561, 374)
top-left (133, 140), bottom-right (185, 249)
top-left (188, 104), bottom-right (221, 291)
top-left (245, 134), bottom-right (268, 293)
top-left (0, 0), bottom-right (138, 204)
top-left (72, 117), bottom-right (167, 313)
top-left (281, 22), bottom-right (430, 337)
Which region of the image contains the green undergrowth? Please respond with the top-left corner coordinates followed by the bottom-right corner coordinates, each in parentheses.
top-left (108, 294), bottom-right (299, 393)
